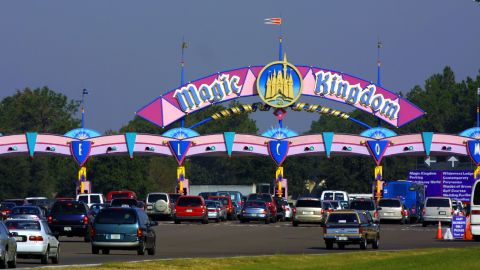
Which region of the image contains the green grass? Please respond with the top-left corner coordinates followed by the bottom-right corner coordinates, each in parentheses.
top-left (60, 247), bottom-right (480, 270)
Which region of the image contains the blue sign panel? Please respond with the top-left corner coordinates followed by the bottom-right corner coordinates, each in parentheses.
top-left (467, 140), bottom-right (480, 165)
top-left (70, 141), bottom-right (92, 166)
top-left (451, 216), bottom-right (467, 239)
top-left (408, 170), bottom-right (475, 202)
top-left (168, 140), bottom-right (192, 165)
top-left (267, 140), bottom-right (289, 166)
top-left (366, 140), bottom-right (389, 165)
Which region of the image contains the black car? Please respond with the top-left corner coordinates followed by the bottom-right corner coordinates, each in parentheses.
top-left (273, 197), bottom-right (287, 222)
top-left (47, 200), bottom-right (90, 241)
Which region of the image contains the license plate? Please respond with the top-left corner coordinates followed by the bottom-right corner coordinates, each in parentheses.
top-left (186, 209), bottom-right (193, 213)
top-left (302, 211), bottom-right (314, 215)
top-left (384, 212), bottom-right (393, 216)
top-left (337, 236), bottom-right (348, 241)
top-left (439, 211), bottom-right (446, 215)
top-left (147, 206), bottom-right (153, 210)
top-left (110, 234), bottom-right (120, 240)
top-left (63, 227), bottom-right (72, 231)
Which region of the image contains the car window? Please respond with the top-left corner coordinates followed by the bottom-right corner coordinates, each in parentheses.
top-left (245, 201), bottom-right (266, 208)
top-left (334, 193), bottom-right (345, 201)
top-left (91, 195), bottom-right (101, 204)
top-left (322, 202), bottom-right (333, 210)
top-left (12, 207), bottom-right (40, 215)
top-left (96, 209), bottom-right (137, 224)
top-left (378, 199), bottom-right (401, 207)
top-left (5, 220), bottom-right (41, 231)
top-left (77, 196), bottom-right (88, 204)
top-left (261, 194), bottom-right (273, 202)
top-left (359, 213), bottom-right (368, 224)
top-left (147, 194), bottom-right (168, 203)
top-left (350, 201), bottom-right (375, 210)
top-left (177, 197), bottom-right (202, 207)
top-left (426, 198), bottom-right (450, 207)
top-left (323, 192), bottom-right (334, 200)
top-left (51, 203), bottom-right (86, 214)
top-left (474, 183), bottom-right (480, 205)
top-left (296, 200), bottom-right (322, 208)
top-left (206, 201), bottom-right (217, 207)
top-left (327, 213), bottom-right (358, 224)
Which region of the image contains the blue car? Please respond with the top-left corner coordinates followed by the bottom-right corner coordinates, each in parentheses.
top-left (90, 207), bottom-right (157, 255)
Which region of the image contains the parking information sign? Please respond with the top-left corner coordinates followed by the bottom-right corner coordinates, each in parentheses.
top-left (408, 170), bottom-right (475, 202)
top-left (451, 216), bottom-right (467, 239)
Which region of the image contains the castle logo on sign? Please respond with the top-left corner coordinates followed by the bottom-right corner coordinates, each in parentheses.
top-left (70, 141), bottom-right (92, 166)
top-left (167, 140), bottom-right (193, 165)
top-left (366, 140), bottom-right (389, 166)
top-left (267, 140), bottom-right (289, 166)
top-left (467, 140), bottom-right (480, 165)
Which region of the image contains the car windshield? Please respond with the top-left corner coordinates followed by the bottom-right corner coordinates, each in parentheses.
top-left (95, 209), bottom-right (137, 224)
top-left (12, 207), bottom-right (40, 215)
top-left (147, 194), bottom-right (168, 203)
top-left (426, 198), bottom-right (450, 207)
top-left (296, 200), bottom-right (322, 208)
top-left (210, 197), bottom-right (229, 205)
top-left (327, 213), bottom-right (358, 224)
top-left (261, 194), bottom-right (273, 202)
top-left (379, 199), bottom-right (401, 207)
top-left (51, 203), bottom-right (85, 214)
top-left (5, 220), bottom-right (41, 231)
top-left (245, 201), bottom-right (266, 208)
top-left (323, 193), bottom-right (334, 200)
top-left (350, 201), bottom-right (375, 210)
top-left (206, 201), bottom-right (217, 208)
top-left (177, 197), bottom-right (202, 207)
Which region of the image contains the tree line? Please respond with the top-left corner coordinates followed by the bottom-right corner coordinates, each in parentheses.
top-left (0, 67), bottom-right (479, 199)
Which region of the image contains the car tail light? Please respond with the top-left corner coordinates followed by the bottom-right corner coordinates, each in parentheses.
top-left (90, 228), bottom-right (96, 237)
top-left (137, 228), bottom-right (143, 238)
top-left (374, 211), bottom-right (378, 218)
top-left (29, 236), bottom-right (43, 241)
top-left (47, 216), bottom-right (53, 223)
top-left (261, 209), bottom-right (267, 214)
top-left (292, 208), bottom-right (296, 215)
top-left (422, 208), bottom-right (426, 215)
top-left (83, 216), bottom-right (89, 225)
top-left (451, 209), bottom-right (454, 215)
top-left (472, 210), bottom-right (480, 215)
top-left (411, 208), bottom-right (416, 214)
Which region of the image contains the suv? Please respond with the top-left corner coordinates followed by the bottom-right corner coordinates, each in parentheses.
top-left (422, 197), bottom-right (453, 227)
top-left (323, 210), bottom-right (380, 250)
top-left (91, 207), bottom-right (157, 255)
top-left (145, 193), bottom-right (172, 220)
top-left (350, 199), bottom-right (379, 222)
top-left (47, 201), bottom-right (90, 241)
top-left (246, 193), bottom-right (277, 223)
top-left (292, 197), bottom-right (324, 226)
top-left (378, 198), bottom-right (408, 224)
top-left (174, 196), bottom-right (208, 224)
top-left (106, 190), bottom-right (137, 202)
top-left (76, 193), bottom-right (105, 208)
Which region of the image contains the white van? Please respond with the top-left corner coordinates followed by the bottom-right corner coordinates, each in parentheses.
top-left (76, 193), bottom-right (105, 208)
top-left (470, 180), bottom-right (480, 241)
top-left (422, 197), bottom-right (452, 226)
top-left (320, 190), bottom-right (349, 202)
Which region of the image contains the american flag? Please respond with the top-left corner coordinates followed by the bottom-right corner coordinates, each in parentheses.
top-left (82, 89), bottom-right (88, 95)
top-left (264, 17), bottom-right (282, 25)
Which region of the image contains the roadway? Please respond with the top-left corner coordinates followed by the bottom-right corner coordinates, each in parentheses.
top-left (17, 221), bottom-right (480, 268)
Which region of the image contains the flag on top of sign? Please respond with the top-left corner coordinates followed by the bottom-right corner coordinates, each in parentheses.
top-left (82, 89), bottom-right (88, 95)
top-left (264, 17), bottom-right (282, 25)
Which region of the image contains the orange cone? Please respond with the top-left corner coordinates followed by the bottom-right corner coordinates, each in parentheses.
top-left (464, 216), bottom-right (473, 241)
top-left (436, 221), bottom-right (443, 240)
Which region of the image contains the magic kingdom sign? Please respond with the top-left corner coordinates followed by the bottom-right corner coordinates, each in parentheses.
top-left (137, 56), bottom-right (424, 128)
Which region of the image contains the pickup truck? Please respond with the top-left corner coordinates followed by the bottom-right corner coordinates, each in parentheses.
top-left (323, 210), bottom-right (380, 250)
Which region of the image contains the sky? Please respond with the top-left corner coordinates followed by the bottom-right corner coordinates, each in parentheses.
top-left (1, 0), bottom-right (479, 135)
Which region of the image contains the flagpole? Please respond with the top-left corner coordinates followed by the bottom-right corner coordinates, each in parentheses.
top-left (376, 40), bottom-right (382, 128)
top-left (180, 39), bottom-right (186, 128)
top-left (81, 89), bottom-right (87, 129)
top-left (279, 15), bottom-right (283, 61)
top-left (477, 87), bottom-right (479, 129)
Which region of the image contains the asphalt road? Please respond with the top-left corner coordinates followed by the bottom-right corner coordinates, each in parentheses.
top-left (17, 220), bottom-right (479, 268)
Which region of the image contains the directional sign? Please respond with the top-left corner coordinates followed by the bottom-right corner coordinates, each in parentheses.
top-left (366, 140), bottom-right (389, 166)
top-left (168, 140), bottom-right (192, 165)
top-left (267, 140), bottom-right (289, 166)
top-left (448, 156), bottom-right (458, 168)
top-left (70, 141), bottom-right (92, 166)
top-left (467, 140), bottom-right (480, 165)
top-left (424, 156), bottom-right (437, 167)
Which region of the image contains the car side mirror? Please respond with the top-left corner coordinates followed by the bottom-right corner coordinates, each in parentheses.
top-left (8, 232), bottom-right (18, 237)
top-left (149, 221), bottom-right (158, 227)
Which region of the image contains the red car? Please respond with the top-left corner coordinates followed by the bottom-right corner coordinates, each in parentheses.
top-left (208, 196), bottom-right (235, 220)
top-left (174, 196), bottom-right (208, 224)
top-left (106, 190), bottom-right (137, 202)
top-left (246, 193), bottom-right (278, 223)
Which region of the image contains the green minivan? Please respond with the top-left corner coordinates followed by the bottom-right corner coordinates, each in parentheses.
top-left (90, 207), bottom-right (157, 255)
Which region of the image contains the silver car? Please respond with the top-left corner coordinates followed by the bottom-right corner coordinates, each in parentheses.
top-left (422, 197), bottom-right (452, 227)
top-left (145, 193), bottom-right (172, 220)
top-left (0, 221), bottom-right (17, 268)
top-left (239, 200), bottom-right (271, 224)
top-left (377, 198), bottom-right (408, 224)
top-left (292, 197), bottom-right (324, 227)
top-left (206, 200), bottom-right (227, 222)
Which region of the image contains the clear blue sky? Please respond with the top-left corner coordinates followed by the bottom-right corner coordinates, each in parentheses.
top-left (1, 0), bottom-right (479, 134)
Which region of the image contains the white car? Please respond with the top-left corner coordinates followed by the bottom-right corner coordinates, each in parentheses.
top-left (5, 218), bottom-right (59, 264)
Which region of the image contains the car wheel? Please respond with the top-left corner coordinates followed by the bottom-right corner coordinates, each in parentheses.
top-left (292, 221), bottom-right (298, 227)
top-left (92, 246), bottom-right (99, 254)
top-left (0, 251), bottom-right (8, 269)
top-left (400, 217), bottom-right (406, 225)
top-left (360, 238), bottom-right (367, 250)
top-left (202, 218), bottom-right (208, 224)
top-left (147, 240), bottom-right (156, 255)
top-left (271, 216), bottom-right (277, 223)
top-left (41, 248), bottom-right (49, 264)
top-left (51, 246), bottom-right (60, 264)
top-left (7, 250), bottom-right (16, 268)
top-left (325, 240), bottom-right (334, 250)
top-left (174, 219), bottom-right (181, 224)
top-left (473, 235), bottom-right (480, 242)
top-left (137, 243), bottom-right (146, 255)
top-left (215, 218), bottom-right (220, 223)
top-left (84, 234), bottom-right (90, 242)
top-left (422, 222), bottom-right (427, 227)
top-left (239, 219), bottom-right (246, 223)
top-left (102, 249), bottom-right (110, 255)
top-left (337, 243), bottom-right (345, 250)
top-left (265, 218), bottom-right (270, 224)
top-left (372, 236), bottom-right (380, 249)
